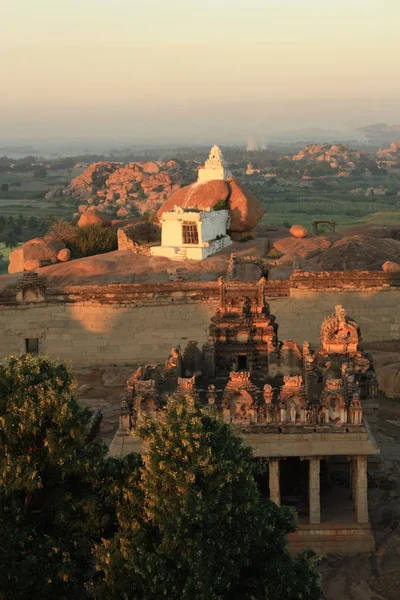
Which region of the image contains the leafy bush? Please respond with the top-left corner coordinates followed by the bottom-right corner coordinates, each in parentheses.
top-left (213, 199), bottom-right (228, 210)
top-left (267, 248), bottom-right (283, 259)
top-left (49, 219), bottom-right (117, 258)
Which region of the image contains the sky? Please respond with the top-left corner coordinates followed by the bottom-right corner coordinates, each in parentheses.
top-left (1, 0), bottom-right (399, 145)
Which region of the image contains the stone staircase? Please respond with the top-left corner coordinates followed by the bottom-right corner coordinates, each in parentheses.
top-left (173, 249), bottom-right (187, 261)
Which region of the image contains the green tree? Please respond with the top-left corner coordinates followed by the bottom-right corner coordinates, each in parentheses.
top-left (0, 355), bottom-right (109, 600)
top-left (95, 394), bottom-right (321, 600)
top-left (32, 166), bottom-right (47, 179)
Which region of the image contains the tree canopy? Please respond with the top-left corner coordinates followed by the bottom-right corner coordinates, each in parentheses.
top-left (0, 355), bottom-right (109, 600)
top-left (95, 394), bottom-right (321, 600)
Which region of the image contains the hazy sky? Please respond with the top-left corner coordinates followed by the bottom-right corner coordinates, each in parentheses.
top-left (1, 0), bottom-right (399, 144)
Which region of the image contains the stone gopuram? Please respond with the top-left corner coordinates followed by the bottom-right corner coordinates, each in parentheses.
top-left (110, 279), bottom-right (380, 554)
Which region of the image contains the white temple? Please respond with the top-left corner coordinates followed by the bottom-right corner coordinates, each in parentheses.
top-left (150, 206), bottom-right (231, 261)
top-left (197, 145), bottom-right (232, 183)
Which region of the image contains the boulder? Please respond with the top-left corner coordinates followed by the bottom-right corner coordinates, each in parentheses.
top-left (77, 208), bottom-right (112, 228)
top-left (157, 177), bottom-right (264, 232)
top-left (57, 248), bottom-right (71, 262)
top-left (290, 224), bottom-right (308, 238)
top-left (382, 261), bottom-right (400, 272)
top-left (8, 237), bottom-right (66, 273)
top-left (157, 179), bottom-right (230, 218)
top-left (117, 206), bottom-right (129, 218)
top-left (24, 259), bottom-right (42, 271)
top-left (227, 177), bottom-right (264, 232)
top-left (8, 247), bottom-right (25, 274)
top-left (142, 161), bottom-right (160, 174)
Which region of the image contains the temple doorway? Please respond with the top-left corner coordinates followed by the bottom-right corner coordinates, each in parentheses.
top-left (320, 458), bottom-right (355, 522)
top-left (237, 355), bottom-right (248, 370)
top-left (280, 458), bottom-right (309, 518)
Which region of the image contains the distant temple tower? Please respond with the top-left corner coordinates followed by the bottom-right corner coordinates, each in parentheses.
top-left (198, 145), bottom-right (232, 183)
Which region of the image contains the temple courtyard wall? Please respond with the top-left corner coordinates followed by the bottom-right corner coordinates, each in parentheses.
top-left (1, 271), bottom-right (400, 366)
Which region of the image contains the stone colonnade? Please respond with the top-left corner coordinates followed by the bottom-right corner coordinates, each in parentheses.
top-left (267, 456), bottom-right (369, 525)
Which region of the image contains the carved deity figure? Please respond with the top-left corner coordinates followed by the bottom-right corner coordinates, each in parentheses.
top-left (320, 305), bottom-right (360, 354)
top-left (263, 384), bottom-right (273, 404)
top-left (207, 384), bottom-right (217, 405)
top-left (165, 345), bottom-right (182, 377)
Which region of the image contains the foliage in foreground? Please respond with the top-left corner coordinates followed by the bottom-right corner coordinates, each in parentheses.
top-left (95, 394), bottom-right (321, 600)
top-left (0, 355), bottom-right (116, 600)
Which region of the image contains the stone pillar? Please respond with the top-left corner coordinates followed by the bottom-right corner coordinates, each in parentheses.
top-left (353, 456), bottom-right (369, 524)
top-left (308, 457), bottom-right (321, 524)
top-left (269, 458), bottom-right (280, 507)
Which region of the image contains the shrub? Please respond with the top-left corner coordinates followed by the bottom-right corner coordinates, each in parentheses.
top-left (48, 219), bottom-right (117, 258)
top-left (69, 224), bottom-right (118, 258)
top-left (267, 248), bottom-right (283, 259)
top-left (213, 199), bottom-right (228, 210)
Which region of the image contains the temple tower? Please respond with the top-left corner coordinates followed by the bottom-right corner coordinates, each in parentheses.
top-left (198, 145), bottom-right (232, 182)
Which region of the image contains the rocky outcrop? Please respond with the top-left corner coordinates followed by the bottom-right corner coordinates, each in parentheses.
top-left (8, 237), bottom-right (68, 274)
top-left (64, 160), bottom-right (190, 218)
top-left (382, 261), bottom-right (400, 272)
top-left (292, 144), bottom-right (361, 170)
top-left (308, 236), bottom-right (400, 271)
top-left (273, 236), bottom-right (331, 259)
top-left (376, 141), bottom-right (400, 159)
top-left (157, 177), bottom-right (264, 233)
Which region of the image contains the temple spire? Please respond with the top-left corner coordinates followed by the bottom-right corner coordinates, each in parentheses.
top-left (198, 144), bottom-right (232, 182)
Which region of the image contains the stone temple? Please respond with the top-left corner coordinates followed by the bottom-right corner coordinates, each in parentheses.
top-left (110, 278), bottom-right (380, 554)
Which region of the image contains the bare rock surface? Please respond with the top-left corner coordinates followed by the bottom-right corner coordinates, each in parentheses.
top-left (308, 235), bottom-right (400, 271)
top-left (273, 236), bottom-right (331, 258)
top-left (0, 237), bottom-right (270, 288)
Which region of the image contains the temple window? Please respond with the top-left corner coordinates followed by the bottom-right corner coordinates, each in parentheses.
top-left (25, 338), bottom-right (39, 355)
top-left (182, 222), bottom-right (199, 244)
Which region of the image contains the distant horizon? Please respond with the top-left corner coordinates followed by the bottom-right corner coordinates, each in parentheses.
top-left (2, 0), bottom-right (399, 146)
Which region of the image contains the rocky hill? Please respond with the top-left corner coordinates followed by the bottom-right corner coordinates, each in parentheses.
top-left (376, 141), bottom-right (400, 160)
top-left (61, 160), bottom-right (196, 219)
top-left (292, 144), bottom-right (361, 173)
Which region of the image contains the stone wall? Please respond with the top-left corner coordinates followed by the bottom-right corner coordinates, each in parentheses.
top-left (0, 272), bottom-right (400, 367)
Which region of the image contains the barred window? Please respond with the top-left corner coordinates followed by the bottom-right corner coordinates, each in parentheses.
top-left (182, 222), bottom-right (199, 244)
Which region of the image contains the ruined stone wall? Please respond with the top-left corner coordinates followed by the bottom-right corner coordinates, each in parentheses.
top-left (0, 272), bottom-right (399, 367)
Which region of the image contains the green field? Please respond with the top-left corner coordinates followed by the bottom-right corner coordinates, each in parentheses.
top-left (0, 167), bottom-right (83, 220)
top-left (0, 243), bottom-right (17, 274)
top-left (248, 172), bottom-right (400, 231)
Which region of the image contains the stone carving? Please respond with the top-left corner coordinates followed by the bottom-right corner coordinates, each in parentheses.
top-left (320, 305), bottom-right (360, 353)
top-left (165, 345), bottom-right (183, 377)
top-left (16, 272), bottom-right (46, 303)
top-left (117, 304), bottom-right (372, 439)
